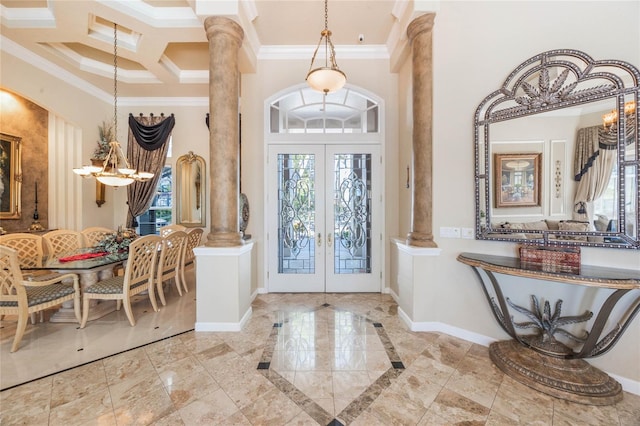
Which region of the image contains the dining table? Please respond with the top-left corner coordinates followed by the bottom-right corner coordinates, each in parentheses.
top-left (22, 248), bottom-right (129, 323)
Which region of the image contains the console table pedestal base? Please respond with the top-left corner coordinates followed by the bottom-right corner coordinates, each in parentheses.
top-left (489, 340), bottom-right (622, 405)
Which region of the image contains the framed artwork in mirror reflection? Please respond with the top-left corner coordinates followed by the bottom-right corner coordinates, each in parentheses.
top-left (494, 153), bottom-right (541, 208)
top-left (0, 133), bottom-right (22, 219)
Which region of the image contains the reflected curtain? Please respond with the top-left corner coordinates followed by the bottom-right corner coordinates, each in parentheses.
top-left (573, 125), bottom-right (616, 223)
top-left (126, 113), bottom-right (175, 228)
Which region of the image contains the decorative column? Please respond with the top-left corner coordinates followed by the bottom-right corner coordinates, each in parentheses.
top-left (406, 13), bottom-right (437, 248)
top-left (204, 16), bottom-right (244, 247)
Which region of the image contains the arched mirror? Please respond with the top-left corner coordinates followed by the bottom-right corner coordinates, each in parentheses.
top-left (176, 151), bottom-right (206, 228)
top-left (475, 49), bottom-right (639, 249)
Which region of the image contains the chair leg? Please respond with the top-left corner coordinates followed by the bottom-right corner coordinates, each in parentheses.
top-left (80, 294), bottom-right (91, 328)
top-left (116, 300), bottom-right (122, 311)
top-left (11, 307), bottom-right (29, 352)
top-left (73, 291), bottom-right (81, 324)
top-left (174, 274), bottom-right (183, 297)
top-left (122, 297), bottom-right (136, 326)
top-left (180, 267), bottom-right (189, 293)
top-left (157, 279), bottom-right (167, 306)
top-left (148, 281), bottom-right (159, 312)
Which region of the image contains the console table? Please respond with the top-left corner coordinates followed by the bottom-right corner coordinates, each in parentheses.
top-left (457, 252), bottom-right (640, 405)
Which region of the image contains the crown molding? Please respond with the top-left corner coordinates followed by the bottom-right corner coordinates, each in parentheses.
top-left (258, 45), bottom-right (389, 61)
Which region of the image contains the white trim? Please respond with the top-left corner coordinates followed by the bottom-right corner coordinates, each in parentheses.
top-left (397, 307), bottom-right (640, 396)
top-left (0, 4), bottom-right (56, 28)
top-left (195, 306), bottom-right (253, 332)
top-left (392, 238), bottom-right (442, 256)
top-left (609, 373), bottom-right (640, 396)
top-left (258, 44), bottom-right (389, 60)
top-left (194, 241), bottom-right (254, 257)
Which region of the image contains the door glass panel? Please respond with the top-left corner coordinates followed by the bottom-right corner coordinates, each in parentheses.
top-left (333, 153), bottom-right (372, 274)
top-left (277, 154), bottom-right (316, 274)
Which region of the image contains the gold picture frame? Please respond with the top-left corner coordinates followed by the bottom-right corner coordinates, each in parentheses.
top-left (494, 153), bottom-right (541, 208)
top-left (0, 133), bottom-right (22, 219)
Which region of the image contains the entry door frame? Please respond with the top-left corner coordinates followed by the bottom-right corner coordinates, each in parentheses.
top-left (264, 139), bottom-right (385, 293)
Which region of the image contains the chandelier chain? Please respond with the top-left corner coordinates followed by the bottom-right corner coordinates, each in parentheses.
top-left (324, 0), bottom-right (328, 31)
top-left (113, 23), bottom-right (118, 140)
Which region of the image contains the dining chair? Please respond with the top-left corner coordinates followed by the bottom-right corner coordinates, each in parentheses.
top-left (0, 233), bottom-right (45, 268)
top-left (43, 229), bottom-right (85, 256)
top-left (81, 226), bottom-right (114, 247)
top-left (80, 235), bottom-right (162, 328)
top-left (155, 230), bottom-right (187, 306)
top-left (0, 246), bottom-right (81, 352)
top-left (179, 228), bottom-right (203, 293)
top-left (159, 224), bottom-right (186, 237)
top-left (0, 233), bottom-right (51, 324)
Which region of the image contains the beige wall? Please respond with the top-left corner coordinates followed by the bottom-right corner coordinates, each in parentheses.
top-left (1, 0), bottom-right (638, 385)
top-left (0, 90), bottom-right (49, 232)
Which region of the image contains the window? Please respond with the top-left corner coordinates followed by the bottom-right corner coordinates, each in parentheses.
top-left (270, 87), bottom-right (379, 134)
top-left (137, 166), bottom-right (172, 236)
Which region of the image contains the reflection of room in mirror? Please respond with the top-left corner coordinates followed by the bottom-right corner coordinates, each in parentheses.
top-left (475, 49), bottom-right (639, 248)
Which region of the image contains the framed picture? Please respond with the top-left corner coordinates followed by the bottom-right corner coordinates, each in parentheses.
top-left (494, 152), bottom-right (541, 208)
top-left (0, 133), bottom-right (22, 219)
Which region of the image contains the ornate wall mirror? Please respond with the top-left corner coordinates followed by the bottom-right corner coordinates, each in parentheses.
top-left (176, 151), bottom-right (206, 228)
top-left (0, 133), bottom-right (22, 220)
top-left (475, 49), bottom-right (639, 249)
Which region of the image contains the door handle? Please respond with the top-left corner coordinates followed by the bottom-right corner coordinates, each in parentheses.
top-left (317, 233), bottom-right (322, 247)
top-left (327, 233), bottom-right (332, 247)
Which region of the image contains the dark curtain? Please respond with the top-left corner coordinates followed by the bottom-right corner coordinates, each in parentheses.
top-left (126, 113), bottom-right (175, 228)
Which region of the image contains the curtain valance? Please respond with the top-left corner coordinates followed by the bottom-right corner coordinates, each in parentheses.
top-left (128, 113), bottom-right (175, 151)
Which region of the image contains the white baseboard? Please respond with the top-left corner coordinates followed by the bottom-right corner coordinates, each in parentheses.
top-left (609, 373), bottom-right (640, 396)
top-left (396, 307), bottom-right (640, 396)
top-left (195, 306), bottom-right (252, 332)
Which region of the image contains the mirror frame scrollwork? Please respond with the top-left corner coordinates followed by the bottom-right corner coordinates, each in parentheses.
top-left (176, 151), bottom-right (206, 228)
top-left (475, 49), bottom-right (639, 249)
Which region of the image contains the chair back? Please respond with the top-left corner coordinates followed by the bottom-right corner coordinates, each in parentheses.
top-left (81, 227), bottom-right (114, 247)
top-left (183, 228), bottom-right (204, 265)
top-left (159, 224), bottom-right (186, 237)
top-left (158, 231), bottom-right (187, 279)
top-left (0, 246), bottom-right (27, 307)
top-left (123, 235), bottom-right (162, 291)
top-left (43, 230), bottom-right (85, 256)
top-left (0, 233), bottom-right (44, 267)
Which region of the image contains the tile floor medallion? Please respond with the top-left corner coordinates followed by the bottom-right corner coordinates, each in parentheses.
top-left (256, 302), bottom-right (405, 425)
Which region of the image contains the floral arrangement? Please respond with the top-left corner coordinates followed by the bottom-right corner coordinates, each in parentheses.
top-left (95, 228), bottom-right (138, 253)
top-left (93, 121), bottom-right (114, 160)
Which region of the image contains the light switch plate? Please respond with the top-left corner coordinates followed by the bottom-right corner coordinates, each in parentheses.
top-left (439, 227), bottom-right (461, 238)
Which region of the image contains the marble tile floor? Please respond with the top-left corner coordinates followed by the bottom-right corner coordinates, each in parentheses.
top-left (1, 290), bottom-right (639, 425)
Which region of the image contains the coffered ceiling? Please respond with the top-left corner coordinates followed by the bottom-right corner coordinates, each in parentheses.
top-left (1, 0), bottom-right (411, 101)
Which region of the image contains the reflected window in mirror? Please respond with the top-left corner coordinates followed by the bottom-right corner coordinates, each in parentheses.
top-left (475, 49), bottom-right (639, 249)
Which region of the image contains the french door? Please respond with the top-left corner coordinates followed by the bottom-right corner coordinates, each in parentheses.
top-left (267, 144), bottom-right (381, 293)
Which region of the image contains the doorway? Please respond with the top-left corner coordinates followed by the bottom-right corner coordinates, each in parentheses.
top-left (267, 144), bottom-right (381, 292)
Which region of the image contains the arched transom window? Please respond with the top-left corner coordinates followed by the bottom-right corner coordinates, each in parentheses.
top-left (269, 87), bottom-right (379, 134)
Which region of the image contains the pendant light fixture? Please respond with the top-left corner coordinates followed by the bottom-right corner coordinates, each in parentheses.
top-left (306, 0), bottom-right (346, 94)
top-left (73, 23), bottom-right (153, 187)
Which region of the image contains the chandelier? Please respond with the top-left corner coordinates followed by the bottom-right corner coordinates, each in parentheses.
top-left (602, 100), bottom-right (636, 132)
top-left (73, 23), bottom-right (153, 187)
top-left (305, 0), bottom-right (346, 94)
